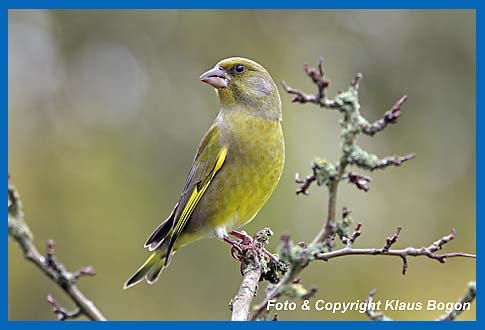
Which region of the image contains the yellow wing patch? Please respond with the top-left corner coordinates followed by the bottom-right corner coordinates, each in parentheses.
top-left (165, 147), bottom-right (227, 265)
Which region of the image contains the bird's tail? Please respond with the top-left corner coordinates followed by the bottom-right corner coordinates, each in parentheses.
top-left (123, 249), bottom-right (175, 289)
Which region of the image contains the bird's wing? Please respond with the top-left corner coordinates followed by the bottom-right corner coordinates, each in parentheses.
top-left (165, 123), bottom-right (227, 265)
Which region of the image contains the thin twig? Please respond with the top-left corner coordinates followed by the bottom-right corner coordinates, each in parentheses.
top-left (8, 178), bottom-right (106, 321)
top-left (365, 289), bottom-right (393, 321)
top-left (342, 223), bottom-right (362, 248)
top-left (383, 226), bottom-right (402, 252)
top-left (317, 229), bottom-right (475, 276)
top-left (363, 95), bottom-right (408, 136)
top-left (47, 295), bottom-right (82, 321)
top-left (251, 269), bottom-right (298, 320)
top-left (346, 171), bottom-right (372, 192)
top-left (295, 172), bottom-right (316, 195)
top-left (316, 244), bottom-right (475, 265)
top-left (437, 282), bottom-right (476, 321)
top-left (367, 154), bottom-right (416, 171)
top-left (365, 281), bottom-right (477, 321)
top-left (312, 163), bottom-right (346, 244)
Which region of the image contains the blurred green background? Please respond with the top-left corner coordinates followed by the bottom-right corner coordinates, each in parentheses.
top-left (8, 10), bottom-right (475, 320)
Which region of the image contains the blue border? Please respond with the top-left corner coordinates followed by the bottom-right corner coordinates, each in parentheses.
top-left (2, 0), bottom-right (480, 9)
top-left (4, 0), bottom-right (479, 328)
top-left (476, 2), bottom-right (481, 328)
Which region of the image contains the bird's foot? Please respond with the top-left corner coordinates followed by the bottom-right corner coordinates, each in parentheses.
top-left (223, 229), bottom-right (278, 271)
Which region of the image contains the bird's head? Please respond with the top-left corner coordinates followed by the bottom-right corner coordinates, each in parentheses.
top-left (199, 57), bottom-right (282, 120)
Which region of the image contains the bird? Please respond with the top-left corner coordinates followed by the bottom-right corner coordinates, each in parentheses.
top-left (124, 57), bottom-right (285, 289)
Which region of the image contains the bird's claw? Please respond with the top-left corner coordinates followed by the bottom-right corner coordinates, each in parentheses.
top-left (224, 230), bottom-right (278, 273)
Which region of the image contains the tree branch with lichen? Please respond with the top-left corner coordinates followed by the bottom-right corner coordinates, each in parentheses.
top-left (316, 226), bottom-right (475, 275)
top-left (230, 265), bottom-right (262, 321)
top-left (228, 58), bottom-right (475, 321)
top-left (8, 177), bottom-right (106, 321)
top-left (228, 228), bottom-right (285, 321)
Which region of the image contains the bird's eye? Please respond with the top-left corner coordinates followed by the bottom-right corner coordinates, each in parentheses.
top-left (234, 64), bottom-right (245, 73)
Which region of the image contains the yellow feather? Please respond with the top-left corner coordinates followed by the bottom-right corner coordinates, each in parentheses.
top-left (172, 147), bottom-right (227, 240)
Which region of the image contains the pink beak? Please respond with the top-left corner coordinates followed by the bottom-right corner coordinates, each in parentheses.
top-left (199, 66), bottom-right (229, 89)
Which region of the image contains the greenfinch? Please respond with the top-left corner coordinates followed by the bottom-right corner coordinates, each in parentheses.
top-left (124, 57), bottom-right (284, 288)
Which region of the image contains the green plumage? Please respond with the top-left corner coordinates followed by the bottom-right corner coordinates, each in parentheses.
top-left (124, 57), bottom-right (285, 289)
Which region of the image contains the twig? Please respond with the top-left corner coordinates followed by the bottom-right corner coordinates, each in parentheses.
top-left (341, 223), bottom-right (362, 248)
top-left (365, 289), bottom-right (393, 321)
top-left (317, 244), bottom-right (475, 266)
top-left (346, 171), bottom-right (372, 192)
top-left (281, 80), bottom-right (319, 104)
top-left (47, 295), bottom-right (82, 321)
top-left (316, 229), bottom-right (475, 276)
top-left (295, 172), bottom-right (316, 195)
top-left (383, 226), bottom-right (402, 252)
top-left (363, 95), bottom-right (408, 136)
top-left (281, 61), bottom-right (338, 109)
top-left (365, 281), bottom-right (477, 321)
top-left (437, 282), bottom-right (476, 321)
top-left (428, 228), bottom-right (456, 251)
top-left (8, 178), bottom-right (106, 321)
top-left (311, 165), bottom-right (345, 245)
top-left (364, 153), bottom-right (416, 171)
top-left (251, 280), bottom-right (285, 320)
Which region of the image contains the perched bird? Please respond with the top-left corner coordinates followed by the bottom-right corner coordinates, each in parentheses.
top-left (124, 57), bottom-right (285, 289)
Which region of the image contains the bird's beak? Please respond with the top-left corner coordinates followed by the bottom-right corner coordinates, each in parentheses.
top-left (199, 66), bottom-right (229, 89)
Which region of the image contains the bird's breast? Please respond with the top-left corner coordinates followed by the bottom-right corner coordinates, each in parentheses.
top-left (183, 111), bottom-right (285, 239)
top-left (216, 111), bottom-right (285, 227)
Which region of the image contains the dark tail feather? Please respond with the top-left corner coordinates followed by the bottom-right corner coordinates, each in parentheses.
top-left (144, 203), bottom-right (178, 251)
top-left (146, 250), bottom-right (176, 284)
top-left (125, 204), bottom-right (178, 289)
top-left (146, 259), bottom-right (165, 284)
top-left (123, 250), bottom-right (164, 289)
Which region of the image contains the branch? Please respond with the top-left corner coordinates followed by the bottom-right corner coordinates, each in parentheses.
top-left (251, 227), bottom-right (475, 320)
top-left (235, 58), bottom-right (475, 321)
top-left (437, 281), bottom-right (476, 321)
top-left (231, 266), bottom-right (262, 321)
top-left (362, 95), bottom-right (408, 136)
top-left (316, 227), bottom-right (476, 276)
top-left (284, 59), bottom-right (415, 245)
top-left (281, 58), bottom-right (337, 109)
top-left (228, 228), bottom-right (282, 321)
top-left (365, 289), bottom-right (393, 321)
top-left (346, 171), bottom-right (372, 192)
top-left (366, 281), bottom-right (477, 321)
top-left (383, 226), bottom-right (402, 252)
top-left (47, 295), bottom-right (82, 321)
top-left (8, 177), bottom-right (106, 321)
top-left (350, 151), bottom-right (416, 171)
top-left (295, 172), bottom-right (316, 195)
